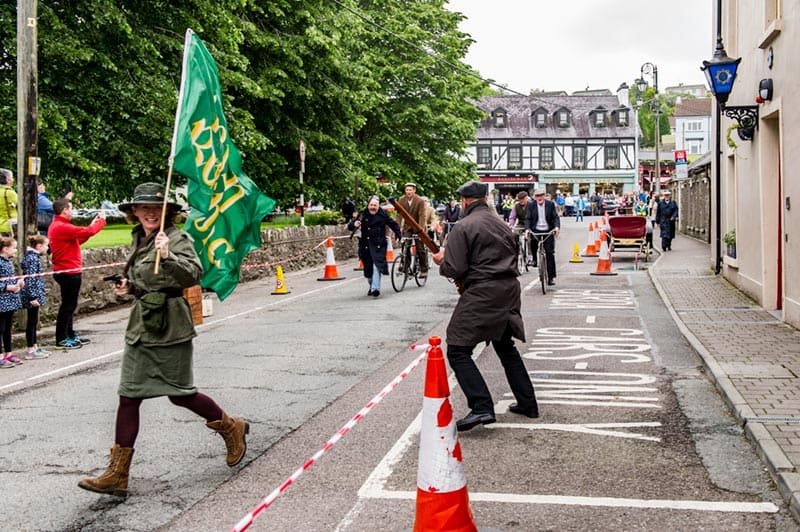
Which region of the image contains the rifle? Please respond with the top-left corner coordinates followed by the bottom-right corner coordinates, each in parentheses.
top-left (387, 197), bottom-right (440, 254)
top-left (349, 212), bottom-right (362, 239)
top-left (389, 197), bottom-right (464, 293)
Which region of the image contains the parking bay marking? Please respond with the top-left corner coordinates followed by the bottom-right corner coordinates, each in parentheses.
top-left (352, 411), bottom-right (777, 514)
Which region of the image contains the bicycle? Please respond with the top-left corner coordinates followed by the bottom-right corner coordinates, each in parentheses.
top-left (513, 226), bottom-right (530, 273)
top-left (529, 229), bottom-right (557, 294)
top-left (391, 236), bottom-right (428, 292)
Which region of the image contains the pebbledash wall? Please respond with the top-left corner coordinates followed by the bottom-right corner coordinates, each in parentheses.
top-left (27, 225), bottom-right (358, 328)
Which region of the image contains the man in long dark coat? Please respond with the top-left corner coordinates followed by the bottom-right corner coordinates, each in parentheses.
top-left (655, 189), bottom-right (679, 251)
top-left (431, 181), bottom-right (539, 432)
top-left (348, 196), bottom-right (401, 297)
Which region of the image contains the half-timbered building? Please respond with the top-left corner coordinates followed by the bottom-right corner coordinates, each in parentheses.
top-left (467, 85), bottom-right (636, 199)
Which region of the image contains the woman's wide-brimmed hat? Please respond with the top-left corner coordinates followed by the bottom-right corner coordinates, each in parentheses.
top-left (118, 182), bottom-right (182, 213)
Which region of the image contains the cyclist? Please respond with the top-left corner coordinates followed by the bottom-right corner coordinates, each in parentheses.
top-left (442, 198), bottom-right (460, 238)
top-left (396, 183), bottom-right (429, 278)
top-left (524, 187), bottom-right (560, 286)
top-left (508, 191), bottom-right (531, 266)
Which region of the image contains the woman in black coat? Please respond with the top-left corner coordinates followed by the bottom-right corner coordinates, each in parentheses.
top-left (348, 196), bottom-right (401, 297)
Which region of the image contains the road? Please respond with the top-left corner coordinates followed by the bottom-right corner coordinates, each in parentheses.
top-left (1, 217), bottom-right (794, 531)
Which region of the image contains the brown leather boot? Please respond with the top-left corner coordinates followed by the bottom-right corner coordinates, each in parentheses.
top-left (78, 444), bottom-right (135, 498)
top-left (206, 412), bottom-right (249, 466)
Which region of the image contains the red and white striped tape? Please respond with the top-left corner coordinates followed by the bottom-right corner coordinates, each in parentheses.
top-left (230, 344), bottom-right (429, 532)
top-left (0, 234), bottom-right (354, 283)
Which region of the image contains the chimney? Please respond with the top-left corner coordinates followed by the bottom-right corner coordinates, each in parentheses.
top-left (616, 82), bottom-right (630, 107)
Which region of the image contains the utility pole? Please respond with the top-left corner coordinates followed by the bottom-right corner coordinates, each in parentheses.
top-left (17, 0), bottom-right (40, 255)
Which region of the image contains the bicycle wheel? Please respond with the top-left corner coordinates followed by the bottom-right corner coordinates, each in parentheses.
top-left (391, 255), bottom-right (408, 292)
top-left (538, 247), bottom-right (547, 295)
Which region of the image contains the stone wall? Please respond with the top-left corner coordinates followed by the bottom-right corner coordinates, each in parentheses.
top-left (32, 225), bottom-right (357, 326)
top-left (676, 162), bottom-right (711, 243)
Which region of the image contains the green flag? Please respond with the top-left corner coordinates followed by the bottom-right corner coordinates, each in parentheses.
top-left (171, 29), bottom-right (275, 300)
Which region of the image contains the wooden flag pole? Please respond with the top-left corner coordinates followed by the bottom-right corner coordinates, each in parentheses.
top-left (153, 161), bottom-right (175, 274)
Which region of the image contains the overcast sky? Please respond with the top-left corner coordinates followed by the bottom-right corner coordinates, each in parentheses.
top-left (446, 0), bottom-right (713, 95)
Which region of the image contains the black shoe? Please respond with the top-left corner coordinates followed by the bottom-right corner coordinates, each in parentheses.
top-left (372, 290), bottom-right (380, 297)
top-left (529, 261), bottom-right (537, 267)
top-left (367, 289), bottom-right (375, 296)
top-left (456, 411), bottom-right (496, 432)
top-left (418, 271), bottom-right (428, 279)
top-left (508, 403), bottom-right (539, 418)
top-left (547, 279), bottom-right (555, 286)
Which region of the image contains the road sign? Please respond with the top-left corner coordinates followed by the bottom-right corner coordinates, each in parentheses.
top-left (299, 140), bottom-right (306, 163)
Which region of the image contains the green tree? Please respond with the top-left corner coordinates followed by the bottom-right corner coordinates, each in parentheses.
top-left (1, 0), bottom-right (487, 209)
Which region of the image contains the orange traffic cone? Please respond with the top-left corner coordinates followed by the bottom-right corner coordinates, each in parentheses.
top-left (317, 237), bottom-right (346, 281)
top-left (354, 259), bottom-right (364, 271)
top-left (590, 230), bottom-right (618, 276)
top-left (414, 336), bottom-right (477, 532)
top-left (593, 221), bottom-right (601, 251)
top-left (583, 223), bottom-right (598, 257)
top-left (385, 237), bottom-right (395, 262)
top-left (271, 265), bottom-right (291, 295)
top-left (570, 242), bottom-right (583, 263)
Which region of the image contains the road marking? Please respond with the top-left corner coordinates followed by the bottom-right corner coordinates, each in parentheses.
top-left (0, 278), bottom-right (359, 393)
top-left (551, 289), bottom-right (635, 309)
top-left (488, 421), bottom-right (662, 442)
top-left (353, 416), bottom-right (777, 515)
top-left (586, 315), bottom-right (596, 323)
top-left (575, 362), bottom-right (588, 369)
top-left (361, 489), bottom-right (779, 513)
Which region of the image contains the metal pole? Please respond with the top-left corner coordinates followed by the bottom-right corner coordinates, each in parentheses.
top-left (713, 0), bottom-right (723, 274)
top-left (653, 67), bottom-right (660, 196)
top-left (714, 99), bottom-right (722, 274)
top-left (16, 0), bottom-right (39, 253)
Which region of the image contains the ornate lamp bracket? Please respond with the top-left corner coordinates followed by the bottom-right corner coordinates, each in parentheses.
top-left (722, 105), bottom-right (759, 141)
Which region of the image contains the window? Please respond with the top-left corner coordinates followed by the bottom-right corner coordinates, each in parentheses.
top-left (573, 146), bottom-right (587, 169)
top-left (477, 146), bottom-right (491, 167)
top-left (507, 146), bottom-right (522, 169)
top-left (556, 110), bottom-right (570, 128)
top-left (605, 146), bottom-right (619, 169)
top-left (534, 112), bottom-right (547, 128)
top-left (491, 108), bottom-right (507, 128)
top-left (617, 110), bottom-right (629, 127)
top-left (594, 112), bottom-right (606, 127)
top-left (687, 120), bottom-right (703, 131)
top-left (540, 146), bottom-right (554, 170)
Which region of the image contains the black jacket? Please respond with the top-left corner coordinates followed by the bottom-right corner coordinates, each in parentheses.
top-left (524, 199), bottom-right (560, 233)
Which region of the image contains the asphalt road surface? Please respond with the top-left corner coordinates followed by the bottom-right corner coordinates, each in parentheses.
top-left (1, 217), bottom-right (795, 531)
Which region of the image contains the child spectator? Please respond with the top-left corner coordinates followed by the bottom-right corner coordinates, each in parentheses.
top-left (0, 237), bottom-right (25, 368)
top-left (21, 234), bottom-right (50, 360)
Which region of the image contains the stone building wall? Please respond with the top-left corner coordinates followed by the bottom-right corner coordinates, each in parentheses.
top-left (676, 161), bottom-right (711, 243)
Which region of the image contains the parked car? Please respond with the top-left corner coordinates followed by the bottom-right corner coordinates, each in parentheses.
top-left (602, 198), bottom-right (620, 214)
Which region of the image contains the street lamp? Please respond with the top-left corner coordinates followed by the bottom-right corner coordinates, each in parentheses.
top-left (637, 63), bottom-right (660, 195)
top-left (701, 0), bottom-right (759, 274)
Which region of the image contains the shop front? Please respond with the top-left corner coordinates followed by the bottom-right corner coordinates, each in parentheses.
top-left (536, 170), bottom-right (637, 198)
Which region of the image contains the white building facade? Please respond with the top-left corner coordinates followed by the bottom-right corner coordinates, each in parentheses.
top-left (466, 87), bottom-right (637, 199)
top-left (715, 0), bottom-right (799, 327)
top-left (674, 98), bottom-right (712, 156)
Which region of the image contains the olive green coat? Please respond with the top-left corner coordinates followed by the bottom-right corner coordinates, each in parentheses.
top-left (118, 225), bottom-right (202, 398)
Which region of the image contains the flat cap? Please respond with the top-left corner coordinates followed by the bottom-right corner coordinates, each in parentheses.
top-left (456, 180), bottom-right (488, 198)
top-left (533, 186), bottom-right (546, 196)
top-left (662, 189), bottom-right (671, 195)
top-left (516, 191), bottom-right (528, 200)
top-left (404, 182), bottom-right (417, 189)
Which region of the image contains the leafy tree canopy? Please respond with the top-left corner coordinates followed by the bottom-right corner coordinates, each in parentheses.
top-left (0, 0), bottom-right (488, 210)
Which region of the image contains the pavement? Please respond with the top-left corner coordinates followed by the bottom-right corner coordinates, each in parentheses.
top-left (648, 233), bottom-right (800, 522)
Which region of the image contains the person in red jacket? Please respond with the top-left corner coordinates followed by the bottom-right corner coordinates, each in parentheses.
top-left (49, 198), bottom-right (106, 349)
